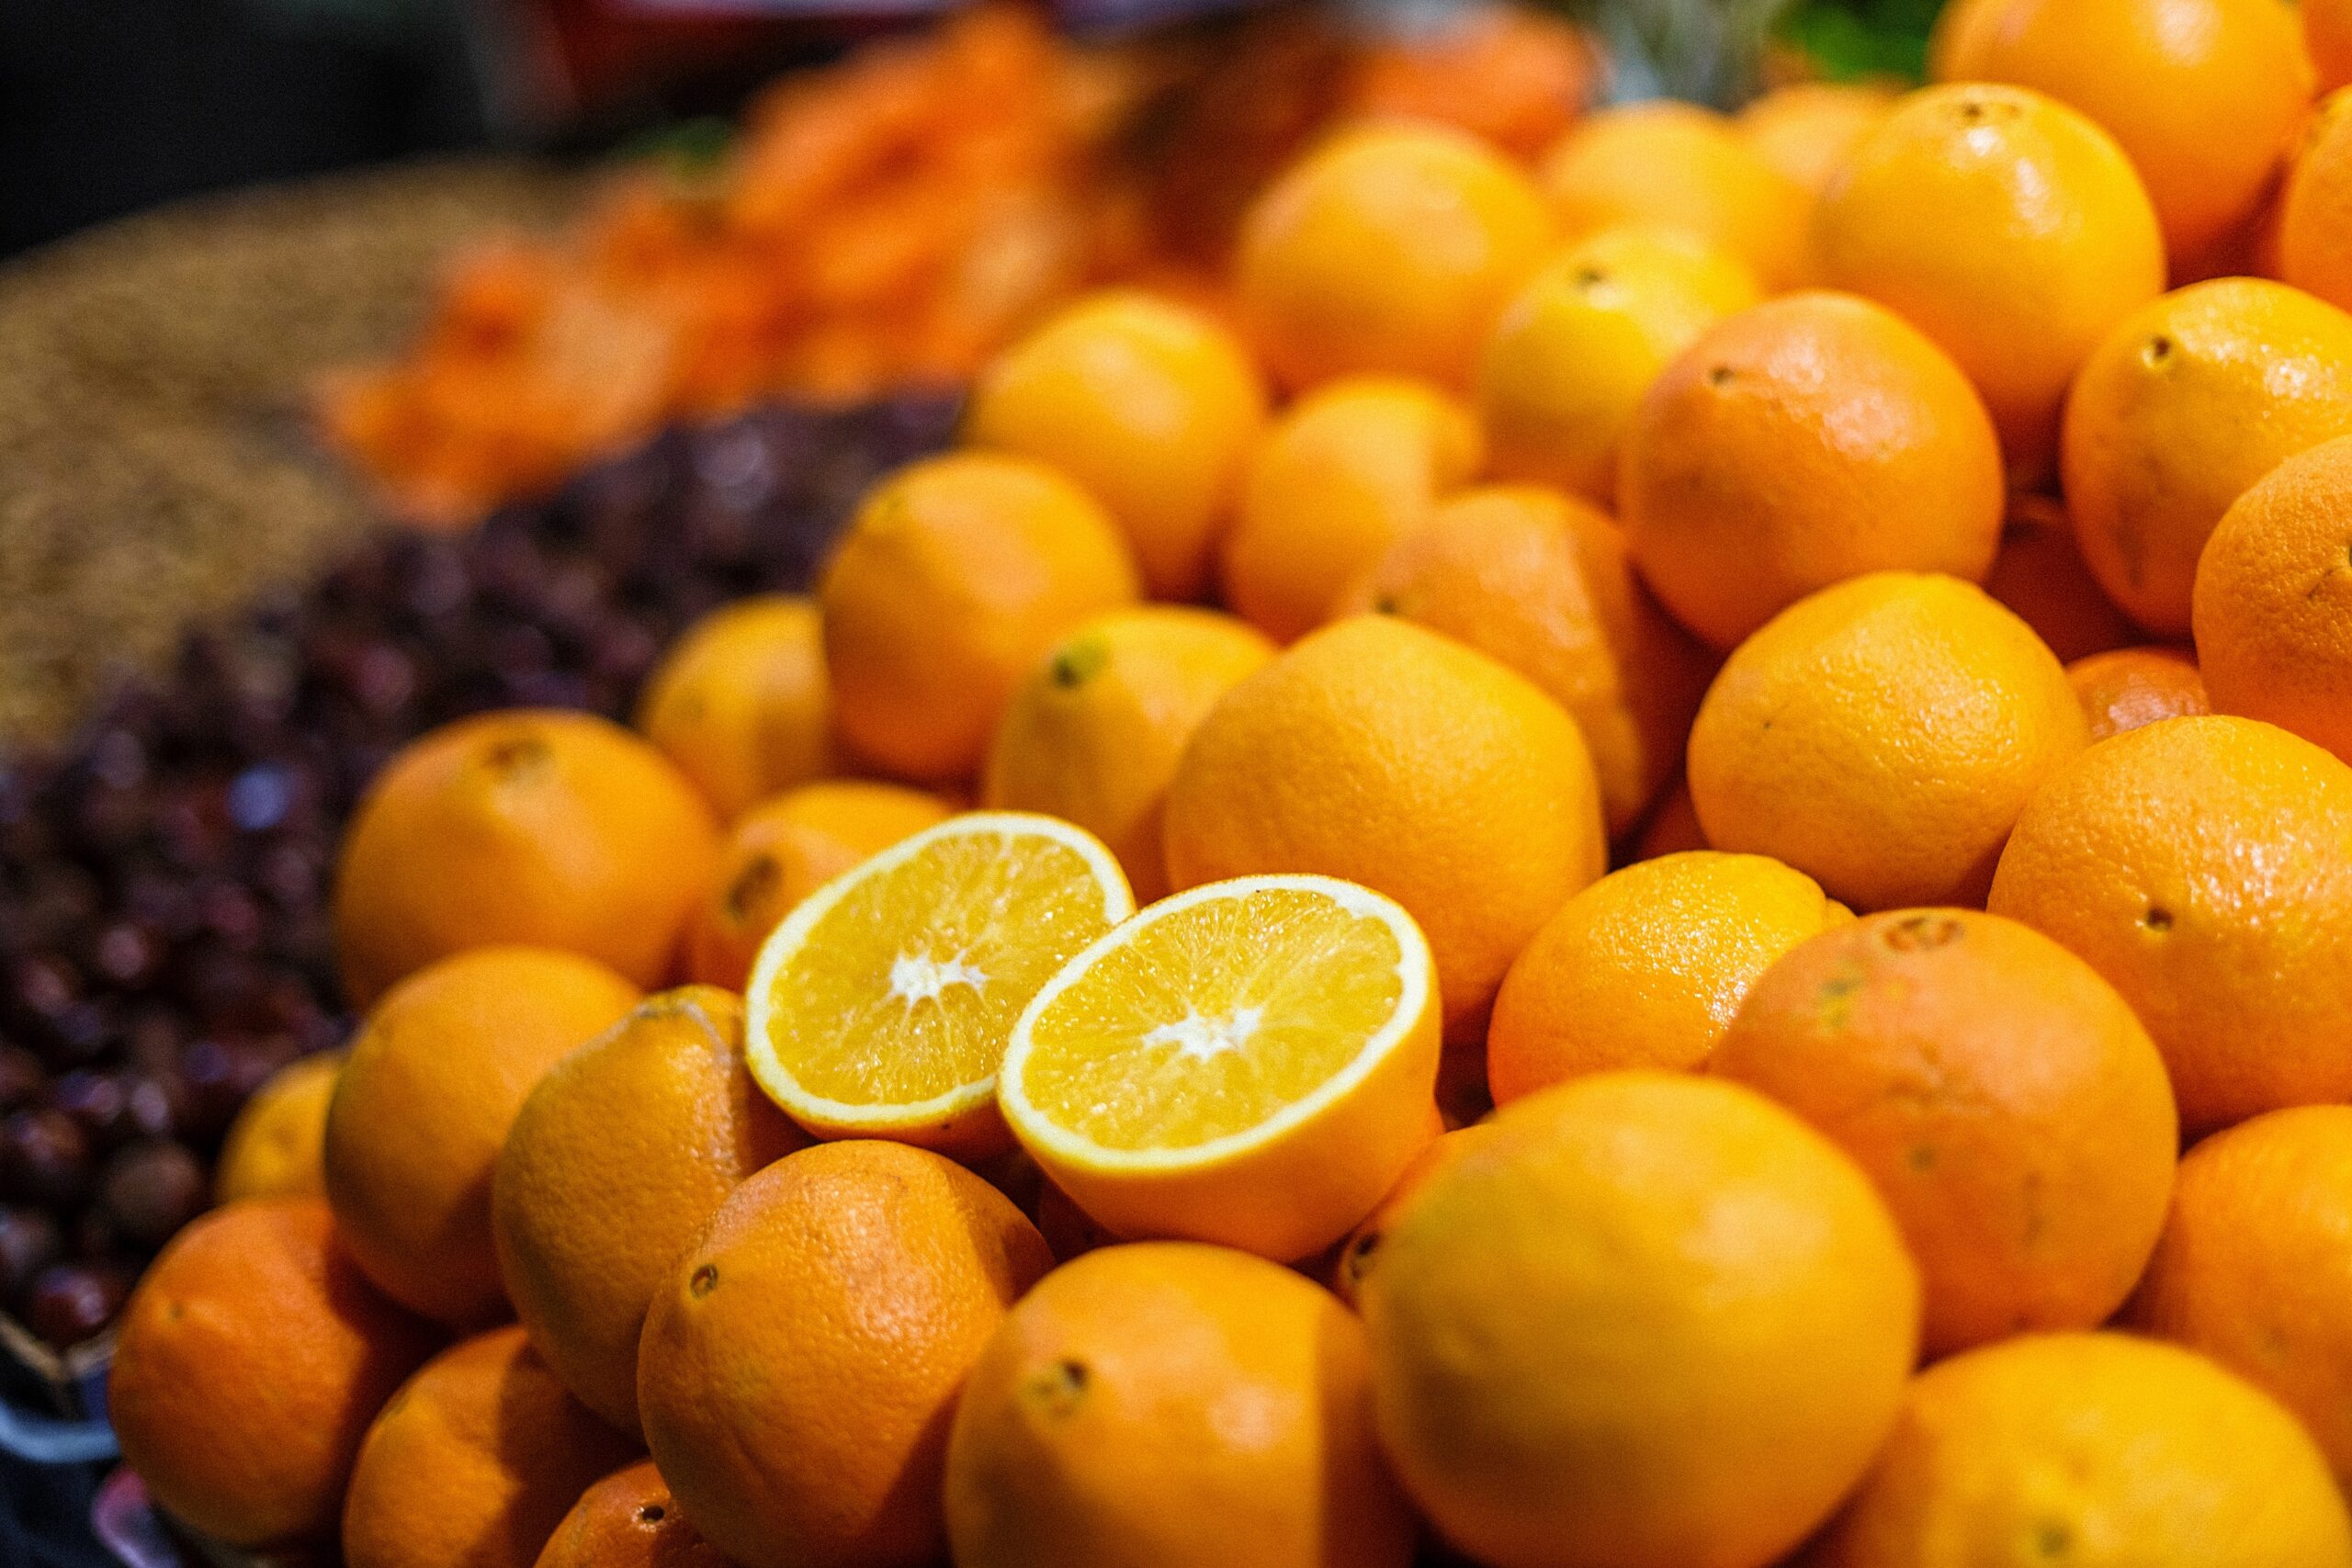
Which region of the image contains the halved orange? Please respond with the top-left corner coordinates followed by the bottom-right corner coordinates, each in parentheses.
top-left (745, 812), bottom-right (1134, 1157)
top-left (1001, 874), bottom-right (1442, 1261)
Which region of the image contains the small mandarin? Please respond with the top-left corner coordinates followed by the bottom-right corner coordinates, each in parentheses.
top-left (2067, 645), bottom-right (2211, 740)
top-left (633, 594), bottom-right (835, 822)
top-left (534, 1461), bottom-right (730, 1568)
top-left (2280, 90), bottom-right (2352, 315)
top-left (1735, 81), bottom-right (1901, 197)
top-left (213, 1050), bottom-right (343, 1204)
top-left (1980, 493), bottom-right (2138, 663)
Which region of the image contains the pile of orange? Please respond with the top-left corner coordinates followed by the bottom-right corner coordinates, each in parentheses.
top-left (126, 4), bottom-right (2352, 1566)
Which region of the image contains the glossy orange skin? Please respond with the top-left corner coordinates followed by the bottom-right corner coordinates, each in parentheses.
top-left (108, 1200), bottom-right (441, 1549)
top-left (534, 1462), bottom-right (731, 1568)
top-left (1989, 716), bottom-right (2352, 1133)
top-left (2280, 90), bottom-right (2352, 316)
top-left (2066, 646), bottom-right (2211, 740)
top-left (1979, 493), bottom-right (2138, 664)
top-left (1619, 292), bottom-right (2006, 651)
top-left (1714, 909), bottom-right (2177, 1356)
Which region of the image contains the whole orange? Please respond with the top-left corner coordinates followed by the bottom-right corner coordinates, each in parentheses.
top-left (2064, 277), bottom-right (2352, 635)
top-left (1618, 291), bottom-right (2006, 651)
top-left (2067, 645), bottom-right (2211, 740)
top-left (492, 986), bottom-right (808, 1435)
top-left (962, 288), bottom-right (1270, 600)
top-left (982, 606), bottom-right (1275, 901)
top-left (1989, 715), bottom-right (2352, 1133)
top-left (1219, 377), bottom-right (1482, 645)
top-left (819, 452), bottom-right (1141, 783)
top-left (1363, 1072), bottom-right (1919, 1568)
top-left (943, 1243), bottom-right (1416, 1568)
top-left (682, 780), bottom-right (951, 989)
top-left (333, 709), bottom-right (720, 1007)
top-left (323, 946), bottom-right (642, 1326)
top-left (535, 1461), bottom-right (729, 1568)
top-left (1161, 615), bottom-right (1607, 1039)
top-left (1714, 908), bottom-right (2177, 1356)
top-left (1334, 485), bottom-right (1716, 837)
top-left (1979, 493), bottom-right (2138, 663)
top-left (1487, 852), bottom-right (1849, 1102)
top-left (1236, 121), bottom-right (1555, 391)
top-left (633, 594), bottom-right (835, 822)
top-left (1735, 82), bottom-right (1901, 197)
top-left (213, 1050), bottom-right (343, 1203)
top-left (1329, 1122), bottom-right (1495, 1309)
top-left (637, 1140), bottom-right (1053, 1568)
top-left (1816, 83), bottom-right (2165, 482)
top-left (2280, 90), bottom-right (2352, 315)
top-left (1689, 572), bottom-right (2086, 911)
top-left (107, 1199), bottom-right (440, 1549)
top-left (343, 1325), bottom-right (639, 1568)
top-left (2192, 433), bottom-right (2352, 766)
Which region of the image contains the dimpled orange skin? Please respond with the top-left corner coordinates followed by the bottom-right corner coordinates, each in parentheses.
top-left (1162, 615), bottom-right (1608, 1041)
top-left (1804, 1332), bottom-right (2352, 1568)
top-left (1487, 852), bottom-right (1851, 1104)
top-left (323, 946), bottom-right (643, 1327)
top-left (492, 987), bottom-right (808, 1436)
top-left (1540, 102), bottom-right (1815, 291)
top-left (342, 1326), bottom-right (640, 1568)
top-left (820, 452), bottom-right (1141, 784)
top-left (982, 607), bottom-right (1275, 902)
top-left (332, 709), bottom-right (721, 1008)
top-left (2193, 434), bottom-right (2352, 767)
top-left (1236, 122), bottom-right (1555, 392)
top-left (2067, 646), bottom-right (2211, 741)
top-left (2063, 279), bottom-right (2352, 636)
top-left (534, 1461), bottom-right (731, 1568)
top-left (1815, 84), bottom-right (2165, 484)
top-left (1618, 292), bottom-right (2006, 652)
top-left (963, 289), bottom-right (1271, 600)
top-left (2126, 1106), bottom-right (2352, 1483)
top-left (2281, 91), bottom-right (2352, 316)
top-left (633, 595), bottom-right (836, 822)
top-left (1333, 486), bottom-right (1716, 837)
top-left (1736, 83), bottom-right (1902, 197)
top-left (107, 1200), bottom-right (441, 1550)
top-left (683, 781), bottom-right (952, 989)
top-left (1988, 716), bottom-right (2352, 1134)
top-left (2313, 0), bottom-right (2352, 93)
top-left (637, 1142), bottom-right (1054, 1568)
top-left (1980, 494), bottom-right (2138, 664)
top-left (1219, 378), bottom-right (1483, 645)
top-left (1363, 1073), bottom-right (1920, 1568)
top-left (1690, 573), bottom-right (2086, 913)
top-left (1932, 0), bottom-right (2312, 267)
top-left (942, 1243), bottom-right (1417, 1568)
top-left (1714, 909), bottom-right (2177, 1357)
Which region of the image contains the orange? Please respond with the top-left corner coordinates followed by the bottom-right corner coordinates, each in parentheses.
top-left (323, 945), bottom-right (642, 1326)
top-left (1487, 851), bottom-right (1851, 1102)
top-left (1989, 715), bottom-right (2352, 1133)
top-left (1329, 1122), bottom-right (1495, 1309)
top-left (1236, 121), bottom-right (1555, 391)
top-left (492, 986), bottom-right (807, 1435)
top-left (1162, 615), bottom-right (1607, 1039)
top-left (534, 1461), bottom-right (729, 1568)
top-left (2127, 1105), bottom-right (2352, 1482)
top-left (1476, 228), bottom-right (1761, 506)
top-left (2192, 433), bottom-right (2352, 765)
top-left (2313, 0), bottom-right (2352, 93)
top-left (819, 451), bottom-right (1141, 783)
top-left (332, 709), bottom-right (720, 1007)
top-left (2067, 645), bottom-right (2211, 740)
top-left (342, 1325), bottom-right (639, 1568)
top-left (1618, 291), bottom-right (2006, 650)
top-left (981, 607), bottom-right (1275, 902)
top-left (2280, 90), bottom-right (2352, 315)
top-left (107, 1200), bottom-right (440, 1549)
top-left (1539, 102), bottom-right (1815, 291)
top-left (1714, 908), bottom-right (2177, 1356)
top-left (2063, 278), bottom-right (2352, 635)
top-left (1932, 0), bottom-right (2312, 268)
top-left (1363, 1072), bottom-right (1919, 1568)
top-left (633, 594), bottom-right (835, 822)
top-left (1629, 777), bottom-right (1706, 860)
top-left (1979, 492), bottom-right (2138, 663)
top-left (1926, 0), bottom-right (2007, 79)
top-left (637, 1141), bottom-right (1054, 1568)
top-left (213, 1049), bottom-right (343, 1203)
top-left (1334, 485), bottom-right (1716, 836)
top-left (1689, 572), bottom-right (2086, 911)
top-left (1806, 1332), bottom-right (2352, 1568)
top-left (744, 812), bottom-right (1133, 1157)
top-left (943, 1242), bottom-right (1416, 1568)
top-left (962, 288), bottom-right (1270, 600)
top-left (1001, 874), bottom-right (1442, 1263)
top-left (1218, 377), bottom-right (1482, 645)
top-left (1735, 82), bottom-right (1901, 197)
top-left (1816, 84), bottom-right (2165, 482)
top-left (683, 780), bottom-right (951, 989)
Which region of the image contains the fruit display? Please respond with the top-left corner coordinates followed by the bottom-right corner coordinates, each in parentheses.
top-left (7, 1), bottom-right (2352, 1566)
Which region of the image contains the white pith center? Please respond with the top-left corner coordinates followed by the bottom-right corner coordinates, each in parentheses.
top-left (889, 950), bottom-right (988, 1008)
top-left (1145, 1005), bottom-right (1266, 1062)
